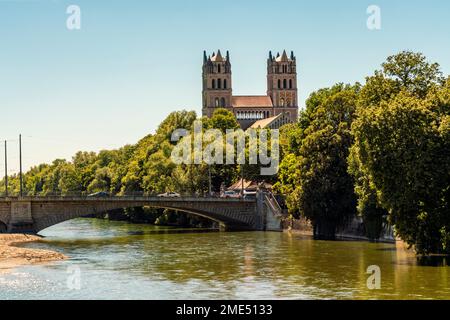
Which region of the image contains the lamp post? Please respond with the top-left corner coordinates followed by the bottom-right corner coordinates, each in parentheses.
top-left (19, 134), bottom-right (23, 197)
top-left (241, 164), bottom-right (244, 198)
top-left (208, 165), bottom-right (212, 197)
top-left (4, 140), bottom-right (7, 197)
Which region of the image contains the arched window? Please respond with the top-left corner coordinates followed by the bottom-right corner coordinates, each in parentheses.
top-left (289, 79), bottom-right (292, 89)
top-left (220, 98), bottom-right (226, 107)
top-left (283, 79), bottom-right (287, 89)
top-left (280, 98), bottom-right (285, 107)
top-left (218, 64), bottom-right (221, 73)
top-left (218, 79), bottom-right (222, 89)
top-left (215, 98), bottom-right (219, 107)
top-left (212, 79), bottom-right (216, 89)
top-left (224, 79), bottom-right (227, 89)
top-left (278, 79), bottom-right (281, 89)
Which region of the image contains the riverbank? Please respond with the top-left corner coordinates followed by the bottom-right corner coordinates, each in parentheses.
top-left (282, 216), bottom-right (396, 243)
top-left (0, 234), bottom-right (66, 273)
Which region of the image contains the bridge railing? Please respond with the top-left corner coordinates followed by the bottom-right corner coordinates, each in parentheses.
top-left (0, 191), bottom-right (256, 201)
top-left (1, 191), bottom-right (146, 199)
top-left (263, 193), bottom-right (287, 217)
top-left (0, 191), bottom-right (225, 197)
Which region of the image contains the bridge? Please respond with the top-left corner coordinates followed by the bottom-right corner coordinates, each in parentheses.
top-left (0, 193), bottom-right (284, 234)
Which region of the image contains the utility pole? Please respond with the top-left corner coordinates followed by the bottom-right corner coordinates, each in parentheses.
top-left (19, 134), bottom-right (23, 197)
top-left (241, 164), bottom-right (244, 198)
top-left (208, 165), bottom-right (212, 197)
top-left (4, 140), bottom-right (7, 197)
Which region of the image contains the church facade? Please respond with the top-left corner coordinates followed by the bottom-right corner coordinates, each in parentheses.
top-left (202, 50), bottom-right (299, 129)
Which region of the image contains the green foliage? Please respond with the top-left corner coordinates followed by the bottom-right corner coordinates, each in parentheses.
top-left (205, 108), bottom-right (240, 131)
top-left (381, 51), bottom-right (444, 98)
top-left (351, 52), bottom-right (450, 254)
top-left (0, 108), bottom-right (241, 198)
top-left (204, 108), bottom-right (240, 191)
top-left (275, 84), bottom-right (360, 239)
top-left (352, 90), bottom-right (450, 253)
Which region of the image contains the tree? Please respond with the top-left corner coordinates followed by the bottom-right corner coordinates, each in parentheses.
top-left (204, 108), bottom-right (240, 192)
top-left (381, 51), bottom-right (444, 98)
top-left (58, 163), bottom-right (82, 195)
top-left (352, 90), bottom-right (449, 254)
top-left (349, 51), bottom-right (447, 243)
top-left (351, 50), bottom-right (450, 253)
top-left (276, 84), bottom-right (360, 239)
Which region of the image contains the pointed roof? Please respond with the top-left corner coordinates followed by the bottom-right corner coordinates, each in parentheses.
top-left (275, 50), bottom-right (289, 62)
top-left (210, 50), bottom-right (224, 62)
top-left (227, 179), bottom-right (273, 191)
top-left (250, 114), bottom-right (284, 129)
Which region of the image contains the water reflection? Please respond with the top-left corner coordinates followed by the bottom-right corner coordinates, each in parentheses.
top-left (2, 218), bottom-right (449, 300)
top-left (416, 256), bottom-right (450, 267)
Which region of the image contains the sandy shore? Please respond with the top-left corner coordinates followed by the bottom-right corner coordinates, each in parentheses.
top-left (0, 234), bottom-right (66, 273)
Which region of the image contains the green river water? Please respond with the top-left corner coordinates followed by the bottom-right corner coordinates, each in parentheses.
top-left (0, 218), bottom-right (449, 299)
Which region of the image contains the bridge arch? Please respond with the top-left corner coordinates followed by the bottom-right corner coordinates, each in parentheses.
top-left (25, 197), bottom-right (258, 233)
top-left (143, 205), bottom-right (228, 225)
top-left (37, 205), bottom-right (231, 233)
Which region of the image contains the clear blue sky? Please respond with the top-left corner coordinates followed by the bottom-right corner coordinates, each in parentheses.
top-left (1, 0), bottom-right (449, 173)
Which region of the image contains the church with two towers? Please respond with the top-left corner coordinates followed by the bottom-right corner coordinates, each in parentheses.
top-left (202, 49), bottom-right (299, 129)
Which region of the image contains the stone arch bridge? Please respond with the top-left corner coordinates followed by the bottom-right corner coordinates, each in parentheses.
top-left (0, 195), bottom-right (283, 234)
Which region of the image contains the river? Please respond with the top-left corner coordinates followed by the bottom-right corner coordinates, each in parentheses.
top-left (0, 218), bottom-right (449, 299)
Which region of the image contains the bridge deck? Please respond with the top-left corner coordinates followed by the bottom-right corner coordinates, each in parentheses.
top-left (0, 196), bottom-right (261, 233)
top-left (0, 196), bottom-right (256, 203)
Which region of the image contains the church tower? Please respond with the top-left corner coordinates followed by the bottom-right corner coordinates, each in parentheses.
top-left (267, 50), bottom-right (298, 121)
top-left (202, 50), bottom-right (232, 118)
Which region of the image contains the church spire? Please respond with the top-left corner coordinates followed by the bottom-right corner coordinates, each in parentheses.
top-left (215, 50), bottom-right (223, 61)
